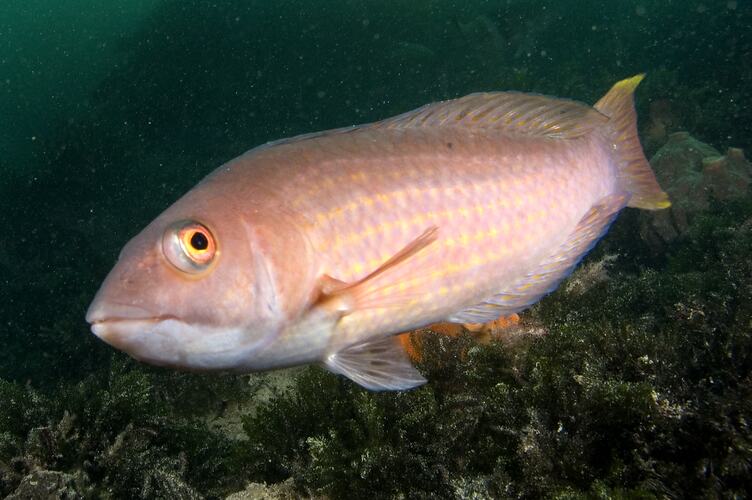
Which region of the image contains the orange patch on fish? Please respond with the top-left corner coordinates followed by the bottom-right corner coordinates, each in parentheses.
top-left (400, 314), bottom-right (523, 363)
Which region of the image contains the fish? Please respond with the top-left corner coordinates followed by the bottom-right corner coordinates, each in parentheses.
top-left (86, 75), bottom-right (670, 391)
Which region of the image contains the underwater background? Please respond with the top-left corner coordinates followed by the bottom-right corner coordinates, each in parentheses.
top-left (1, 0), bottom-right (751, 498)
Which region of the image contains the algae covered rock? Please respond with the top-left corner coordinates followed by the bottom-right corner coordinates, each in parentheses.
top-left (702, 147), bottom-right (751, 200)
top-left (225, 478), bottom-right (299, 500)
top-left (641, 132), bottom-right (752, 250)
top-left (6, 470), bottom-right (80, 500)
top-left (0, 362), bottom-right (251, 499)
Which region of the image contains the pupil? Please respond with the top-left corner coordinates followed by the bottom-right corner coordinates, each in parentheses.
top-left (190, 231), bottom-right (209, 250)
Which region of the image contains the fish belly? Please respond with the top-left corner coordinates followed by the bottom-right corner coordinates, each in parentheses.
top-left (264, 126), bottom-right (617, 348)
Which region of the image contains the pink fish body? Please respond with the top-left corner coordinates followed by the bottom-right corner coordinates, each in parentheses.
top-left (87, 75), bottom-right (669, 390)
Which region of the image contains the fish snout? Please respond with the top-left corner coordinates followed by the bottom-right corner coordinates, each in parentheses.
top-left (86, 290), bottom-right (158, 342)
top-left (86, 296), bottom-right (173, 362)
top-left (85, 298), bottom-right (152, 326)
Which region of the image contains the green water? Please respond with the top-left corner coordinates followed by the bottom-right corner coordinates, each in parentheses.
top-left (1, 1), bottom-right (750, 498)
top-left (0, 0), bottom-right (161, 167)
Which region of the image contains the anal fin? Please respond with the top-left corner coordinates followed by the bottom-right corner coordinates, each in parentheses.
top-left (448, 193), bottom-right (629, 323)
top-left (323, 335), bottom-right (427, 391)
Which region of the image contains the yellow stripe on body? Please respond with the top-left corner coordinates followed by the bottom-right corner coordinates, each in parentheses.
top-left (314, 169), bottom-right (565, 297)
top-left (322, 178), bottom-right (523, 252)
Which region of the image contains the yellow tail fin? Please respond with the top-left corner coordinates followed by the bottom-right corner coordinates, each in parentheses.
top-left (595, 75), bottom-right (671, 210)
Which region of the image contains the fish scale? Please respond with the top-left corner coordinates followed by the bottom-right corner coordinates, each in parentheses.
top-left (87, 75), bottom-right (670, 390)
top-left (253, 127), bottom-right (615, 348)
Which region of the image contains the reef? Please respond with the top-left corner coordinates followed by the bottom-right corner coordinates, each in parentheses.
top-left (641, 132), bottom-right (752, 252)
top-left (0, 362), bottom-right (251, 498)
top-left (225, 479), bottom-right (297, 500)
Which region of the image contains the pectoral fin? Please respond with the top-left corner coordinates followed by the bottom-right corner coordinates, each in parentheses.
top-left (317, 226), bottom-right (439, 314)
top-left (323, 335), bottom-right (427, 391)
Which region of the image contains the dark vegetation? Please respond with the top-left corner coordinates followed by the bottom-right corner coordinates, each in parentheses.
top-left (0, 361), bottom-right (250, 498)
top-left (1, 0), bottom-right (750, 497)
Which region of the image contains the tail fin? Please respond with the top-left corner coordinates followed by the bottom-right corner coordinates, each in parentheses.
top-left (595, 74), bottom-right (671, 210)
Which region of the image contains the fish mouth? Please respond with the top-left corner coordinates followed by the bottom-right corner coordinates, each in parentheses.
top-left (86, 310), bottom-right (188, 368)
top-left (89, 315), bottom-right (178, 340)
top-left (89, 316), bottom-right (167, 348)
top-left (85, 298), bottom-right (272, 371)
top-left (85, 300), bottom-right (177, 351)
top-left (88, 314), bottom-right (178, 326)
top-left (86, 300), bottom-right (155, 325)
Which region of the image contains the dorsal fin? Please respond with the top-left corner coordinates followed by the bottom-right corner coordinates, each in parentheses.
top-left (375, 92), bottom-right (608, 139)
top-left (254, 90), bottom-right (609, 155)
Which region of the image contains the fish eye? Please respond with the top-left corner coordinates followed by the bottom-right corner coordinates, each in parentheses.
top-left (162, 220), bottom-right (217, 274)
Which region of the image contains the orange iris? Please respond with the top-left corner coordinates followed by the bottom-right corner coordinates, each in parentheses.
top-left (163, 220), bottom-right (218, 274)
top-left (178, 224), bottom-right (216, 265)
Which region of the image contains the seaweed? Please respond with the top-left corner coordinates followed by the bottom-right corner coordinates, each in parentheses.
top-left (0, 360), bottom-right (248, 499)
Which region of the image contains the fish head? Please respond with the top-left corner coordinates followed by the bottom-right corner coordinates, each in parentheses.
top-left (86, 187), bottom-right (294, 371)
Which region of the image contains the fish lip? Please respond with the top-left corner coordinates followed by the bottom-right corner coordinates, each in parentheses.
top-left (88, 315), bottom-right (181, 341)
top-left (86, 300), bottom-right (157, 326)
top-left (88, 314), bottom-right (178, 326)
top-left (88, 315), bottom-right (185, 367)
